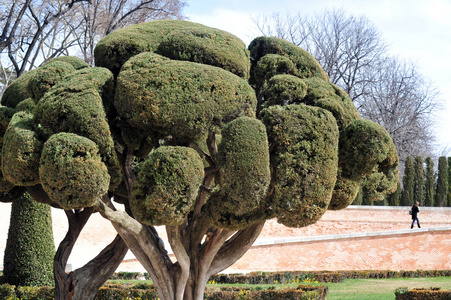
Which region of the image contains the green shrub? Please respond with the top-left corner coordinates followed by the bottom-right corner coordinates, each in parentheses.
top-left (395, 287), bottom-right (451, 300)
top-left (204, 286), bottom-right (327, 300)
top-left (0, 284), bottom-right (16, 298)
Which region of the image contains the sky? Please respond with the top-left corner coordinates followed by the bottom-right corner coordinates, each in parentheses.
top-left (183, 0), bottom-right (451, 155)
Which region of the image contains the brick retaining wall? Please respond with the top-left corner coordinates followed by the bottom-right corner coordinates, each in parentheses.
top-left (118, 206), bottom-right (451, 273)
top-left (228, 228), bottom-right (451, 272)
top-left (224, 206), bottom-right (451, 273)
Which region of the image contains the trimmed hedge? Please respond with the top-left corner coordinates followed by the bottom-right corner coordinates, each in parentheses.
top-left (395, 287), bottom-right (451, 300)
top-left (0, 283), bottom-right (326, 300)
top-left (208, 270), bottom-right (451, 284)
top-left (204, 285), bottom-right (327, 300)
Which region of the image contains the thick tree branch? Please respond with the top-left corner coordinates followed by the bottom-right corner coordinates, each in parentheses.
top-left (208, 221), bottom-right (265, 275)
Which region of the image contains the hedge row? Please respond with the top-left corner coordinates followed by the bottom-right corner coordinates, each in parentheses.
top-left (0, 284), bottom-right (54, 299)
top-left (109, 270), bottom-right (451, 284)
top-left (204, 285), bottom-right (327, 300)
top-left (208, 270), bottom-right (451, 284)
top-left (0, 283), bottom-right (327, 300)
top-left (395, 287), bottom-right (451, 300)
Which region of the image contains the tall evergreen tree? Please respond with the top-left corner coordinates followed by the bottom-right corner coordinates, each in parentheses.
top-left (425, 157), bottom-right (435, 207)
top-left (401, 156), bottom-right (414, 206)
top-left (3, 193), bottom-right (55, 286)
top-left (436, 156), bottom-right (449, 207)
top-left (387, 181), bottom-right (401, 206)
top-left (361, 186), bottom-right (373, 205)
top-left (353, 186), bottom-right (363, 205)
top-left (448, 157), bottom-right (451, 206)
top-left (413, 156), bottom-right (425, 204)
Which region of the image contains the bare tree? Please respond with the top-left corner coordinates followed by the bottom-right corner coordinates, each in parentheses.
top-left (0, 0), bottom-right (87, 76)
top-left (252, 8), bottom-right (440, 164)
top-left (0, 0), bottom-right (186, 94)
top-left (360, 57), bottom-right (439, 163)
top-left (0, 0), bottom-right (87, 96)
top-left (69, 0), bottom-right (186, 65)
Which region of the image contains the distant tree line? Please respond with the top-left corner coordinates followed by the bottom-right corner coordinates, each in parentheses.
top-left (354, 156), bottom-right (451, 207)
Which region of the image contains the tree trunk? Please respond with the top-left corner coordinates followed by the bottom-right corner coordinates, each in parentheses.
top-left (53, 208), bottom-right (128, 300)
top-left (95, 196), bottom-right (266, 300)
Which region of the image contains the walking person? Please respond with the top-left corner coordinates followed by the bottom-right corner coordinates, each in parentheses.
top-left (411, 201), bottom-right (420, 229)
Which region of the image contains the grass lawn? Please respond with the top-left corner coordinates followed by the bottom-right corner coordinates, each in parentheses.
top-left (203, 277), bottom-right (451, 300)
top-left (106, 276), bottom-right (451, 299)
top-left (319, 277), bottom-right (451, 300)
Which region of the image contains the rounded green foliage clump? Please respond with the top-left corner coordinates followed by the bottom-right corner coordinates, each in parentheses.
top-left (328, 173), bottom-right (360, 210)
top-left (28, 61), bottom-right (76, 101)
top-left (157, 27), bottom-right (250, 79)
top-left (302, 77), bottom-right (360, 129)
top-left (34, 67), bottom-right (121, 189)
top-left (44, 56), bottom-right (89, 70)
top-left (2, 112), bottom-right (42, 186)
top-left (261, 104), bottom-right (339, 228)
top-left (251, 54), bottom-right (297, 89)
top-left (94, 20), bottom-right (237, 75)
top-left (208, 117), bottom-right (270, 229)
top-left (3, 193), bottom-right (55, 286)
top-left (15, 98), bottom-right (36, 113)
top-left (360, 137), bottom-right (399, 203)
top-left (1, 56), bottom-right (88, 109)
top-left (1, 68), bottom-right (39, 108)
top-left (39, 133), bottom-right (110, 209)
top-left (263, 74), bottom-right (307, 107)
top-left (132, 146), bottom-right (204, 226)
top-left (339, 119), bottom-right (395, 181)
top-left (249, 36), bottom-right (328, 82)
top-left (115, 52), bottom-right (256, 143)
top-left (53, 67), bottom-right (116, 115)
top-left (0, 106), bottom-right (17, 148)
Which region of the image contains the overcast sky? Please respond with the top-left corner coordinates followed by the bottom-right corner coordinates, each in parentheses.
top-left (184, 0), bottom-right (451, 155)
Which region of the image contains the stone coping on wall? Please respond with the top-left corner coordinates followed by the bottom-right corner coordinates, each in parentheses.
top-left (345, 205), bottom-right (451, 211)
top-left (252, 226), bottom-right (451, 247)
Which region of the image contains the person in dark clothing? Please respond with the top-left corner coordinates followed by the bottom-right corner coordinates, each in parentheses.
top-left (411, 201), bottom-right (420, 229)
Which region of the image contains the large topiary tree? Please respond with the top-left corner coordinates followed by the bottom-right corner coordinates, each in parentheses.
top-left (0, 20), bottom-right (398, 300)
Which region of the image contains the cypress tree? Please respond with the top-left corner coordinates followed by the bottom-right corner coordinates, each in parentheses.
top-left (448, 157), bottom-right (451, 206)
top-left (3, 193), bottom-right (55, 286)
top-left (353, 186), bottom-right (363, 205)
top-left (361, 186), bottom-right (373, 205)
top-left (436, 156), bottom-right (449, 207)
top-left (387, 181), bottom-right (401, 206)
top-left (425, 157), bottom-right (435, 207)
top-left (413, 156), bottom-right (425, 204)
top-left (401, 156), bottom-right (414, 206)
